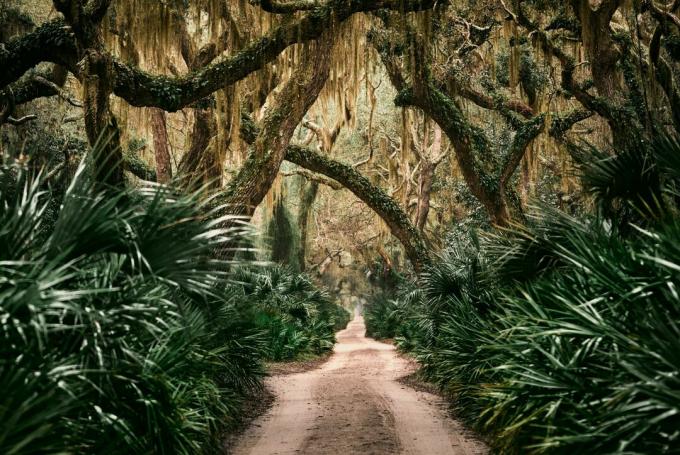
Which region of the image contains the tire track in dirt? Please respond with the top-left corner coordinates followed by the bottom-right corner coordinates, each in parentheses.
top-left (231, 315), bottom-right (487, 455)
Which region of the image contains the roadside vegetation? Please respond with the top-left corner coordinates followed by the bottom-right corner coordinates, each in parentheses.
top-left (366, 135), bottom-right (680, 453)
top-left (0, 154), bottom-right (348, 454)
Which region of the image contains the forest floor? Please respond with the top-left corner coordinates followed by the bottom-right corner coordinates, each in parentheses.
top-left (228, 315), bottom-right (488, 455)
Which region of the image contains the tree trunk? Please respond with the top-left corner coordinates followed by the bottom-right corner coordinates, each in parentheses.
top-left (571, 0), bottom-right (630, 145)
top-left (82, 51), bottom-right (124, 186)
top-left (573, 0), bottom-right (623, 100)
top-left (297, 181), bottom-right (319, 271)
top-left (415, 161), bottom-right (435, 231)
top-left (285, 145), bottom-right (430, 272)
top-left (149, 108), bottom-right (172, 183)
top-left (177, 107), bottom-right (214, 190)
top-left (220, 31), bottom-right (335, 219)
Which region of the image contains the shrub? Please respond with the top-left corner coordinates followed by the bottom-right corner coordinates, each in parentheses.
top-left (0, 151), bottom-right (347, 453)
top-left (372, 136), bottom-right (680, 453)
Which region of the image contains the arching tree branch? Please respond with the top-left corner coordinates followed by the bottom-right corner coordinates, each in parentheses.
top-left (240, 112), bottom-right (430, 271)
top-left (284, 145), bottom-right (430, 271)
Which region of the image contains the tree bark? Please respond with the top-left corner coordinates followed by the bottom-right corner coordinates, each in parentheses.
top-left (49, 0), bottom-right (124, 186)
top-left (219, 31), bottom-right (335, 219)
top-left (149, 108), bottom-right (172, 183)
top-left (82, 51), bottom-right (124, 186)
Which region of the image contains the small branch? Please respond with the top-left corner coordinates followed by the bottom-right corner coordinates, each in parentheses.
top-left (309, 248), bottom-right (343, 273)
top-left (45, 162), bottom-right (66, 181)
top-left (34, 76), bottom-right (83, 107)
top-left (353, 148), bottom-right (374, 168)
top-left (282, 168), bottom-right (344, 189)
top-left (63, 114), bottom-right (84, 123)
top-left (7, 114), bottom-right (38, 125)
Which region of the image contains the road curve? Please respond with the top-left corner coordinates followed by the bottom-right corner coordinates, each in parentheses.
top-left (231, 315), bottom-right (488, 455)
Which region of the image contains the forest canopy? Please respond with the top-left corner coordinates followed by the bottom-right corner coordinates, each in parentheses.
top-left (3, 0), bottom-right (680, 270)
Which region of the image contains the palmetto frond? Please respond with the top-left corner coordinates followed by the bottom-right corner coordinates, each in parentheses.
top-left (0, 151), bottom-right (264, 454)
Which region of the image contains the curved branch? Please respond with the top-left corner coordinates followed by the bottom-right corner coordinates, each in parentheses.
top-left (5, 66), bottom-right (73, 109)
top-left (285, 145), bottom-right (430, 271)
top-left (499, 114), bottom-right (546, 187)
top-left (239, 112), bottom-right (430, 270)
top-left (2, 0), bottom-right (434, 110)
top-left (0, 20), bottom-right (78, 90)
top-left (6, 114), bottom-right (37, 125)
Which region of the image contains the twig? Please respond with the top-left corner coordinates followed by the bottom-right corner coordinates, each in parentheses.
top-left (34, 76), bottom-right (83, 107)
top-left (7, 114), bottom-right (38, 125)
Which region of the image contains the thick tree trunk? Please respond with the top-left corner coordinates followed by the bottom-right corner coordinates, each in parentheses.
top-left (149, 108), bottom-right (172, 183)
top-left (82, 51), bottom-right (124, 186)
top-left (572, 0), bottom-right (623, 99)
top-left (570, 0), bottom-right (631, 145)
top-left (177, 107), bottom-right (215, 189)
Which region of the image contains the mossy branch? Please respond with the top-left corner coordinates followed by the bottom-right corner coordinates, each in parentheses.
top-left (239, 112), bottom-right (430, 271)
top-left (285, 145), bottom-right (431, 272)
top-left (1, 0), bottom-right (436, 112)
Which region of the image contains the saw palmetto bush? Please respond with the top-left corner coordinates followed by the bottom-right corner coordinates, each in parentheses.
top-left (0, 156), bottom-right (262, 454)
top-left (230, 265), bottom-right (350, 360)
top-left (366, 136), bottom-right (680, 453)
top-left (0, 149), bottom-right (345, 454)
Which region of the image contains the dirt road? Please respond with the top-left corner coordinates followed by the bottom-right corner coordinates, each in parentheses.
top-left (231, 315), bottom-right (487, 455)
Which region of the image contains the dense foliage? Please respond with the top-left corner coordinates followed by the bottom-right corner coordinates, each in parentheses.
top-left (0, 156), bottom-right (348, 454)
top-left (230, 265), bottom-right (350, 360)
top-left (366, 136), bottom-right (680, 453)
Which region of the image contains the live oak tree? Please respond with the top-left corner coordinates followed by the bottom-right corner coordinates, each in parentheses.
top-left (3, 0), bottom-right (680, 270)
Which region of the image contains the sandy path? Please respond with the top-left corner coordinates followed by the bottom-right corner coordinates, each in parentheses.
top-left (231, 315), bottom-right (487, 455)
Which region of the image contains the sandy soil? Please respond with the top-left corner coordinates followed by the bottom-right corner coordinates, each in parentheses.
top-left (230, 314), bottom-right (488, 455)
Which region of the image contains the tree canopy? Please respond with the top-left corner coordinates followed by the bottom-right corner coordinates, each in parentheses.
top-left (4, 0), bottom-right (679, 272)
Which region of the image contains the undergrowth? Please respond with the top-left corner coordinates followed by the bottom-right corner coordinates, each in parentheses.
top-left (0, 153), bottom-right (348, 454)
top-left (366, 135), bottom-right (680, 453)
